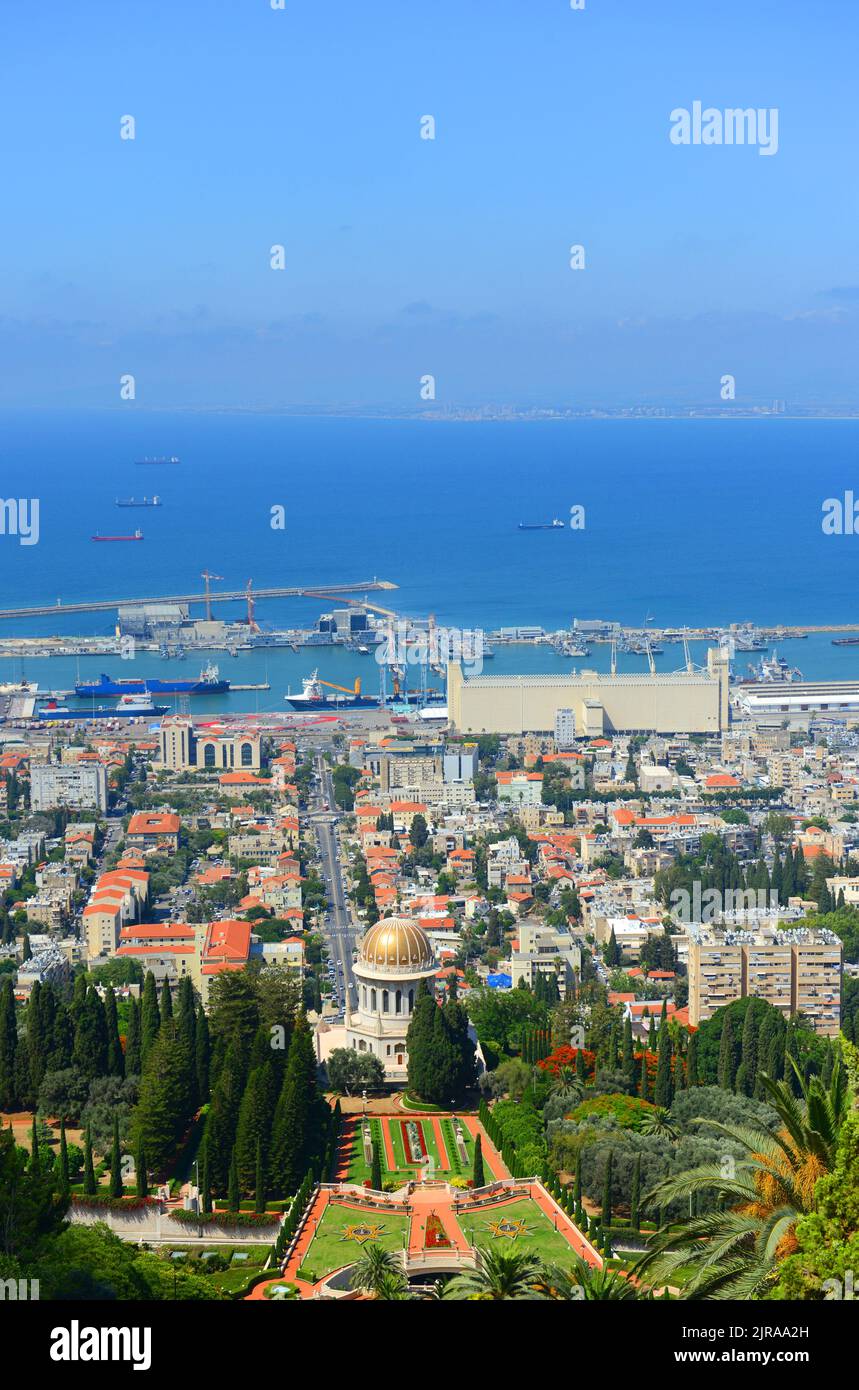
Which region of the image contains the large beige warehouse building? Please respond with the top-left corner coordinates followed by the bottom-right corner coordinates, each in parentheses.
top-left (447, 648), bottom-right (730, 735)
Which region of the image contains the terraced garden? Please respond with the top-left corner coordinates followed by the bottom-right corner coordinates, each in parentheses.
top-left (346, 1115), bottom-right (477, 1187)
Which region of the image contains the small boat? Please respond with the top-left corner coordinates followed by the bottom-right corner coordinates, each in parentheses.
top-left (134, 456), bottom-right (179, 465)
top-left (518, 519), bottom-right (566, 531)
top-left (91, 530), bottom-right (143, 542)
top-left (115, 496), bottom-right (161, 507)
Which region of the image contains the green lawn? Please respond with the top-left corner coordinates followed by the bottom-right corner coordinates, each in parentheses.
top-left (456, 1199), bottom-right (582, 1269)
top-left (296, 1202), bottom-right (410, 1283)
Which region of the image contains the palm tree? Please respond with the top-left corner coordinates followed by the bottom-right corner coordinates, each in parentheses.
top-left (443, 1245), bottom-right (546, 1300)
top-left (371, 1270), bottom-right (414, 1301)
top-left (639, 1107), bottom-right (678, 1140)
top-left (349, 1244), bottom-right (407, 1298)
top-left (536, 1256), bottom-right (641, 1301)
top-left (633, 1060), bottom-right (849, 1299)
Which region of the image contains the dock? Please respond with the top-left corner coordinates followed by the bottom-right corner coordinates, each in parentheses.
top-left (0, 579), bottom-right (398, 621)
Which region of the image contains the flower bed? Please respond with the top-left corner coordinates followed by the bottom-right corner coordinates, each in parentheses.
top-left (400, 1119), bottom-right (426, 1165)
top-left (168, 1209), bottom-right (280, 1228)
top-left (424, 1212), bottom-right (451, 1249)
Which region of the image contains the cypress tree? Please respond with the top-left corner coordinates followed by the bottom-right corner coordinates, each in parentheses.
top-left (74, 986), bottom-right (110, 1079)
top-left (48, 1001), bottom-right (74, 1073)
top-left (736, 1002), bottom-right (758, 1097)
top-left (765, 1017), bottom-right (785, 1083)
top-left (195, 1006), bottom-right (210, 1103)
top-left (254, 1138), bottom-right (266, 1213)
top-left (370, 1136), bottom-right (382, 1191)
top-left (472, 1133), bottom-right (485, 1187)
top-left (104, 986), bottom-right (124, 1077)
top-left (575, 1048), bottom-right (587, 1085)
top-left (227, 1153), bottom-right (239, 1212)
top-left (205, 1039), bottom-right (247, 1194)
top-left (784, 1025), bottom-right (801, 1096)
top-left (71, 972), bottom-right (88, 1020)
top-left (630, 1152), bottom-right (641, 1232)
top-left (140, 972), bottom-right (160, 1062)
top-left (109, 1115), bottom-right (122, 1197)
top-left (621, 1015), bottom-right (634, 1080)
top-left (135, 1139), bottom-right (148, 1198)
top-left (717, 1012), bottom-right (736, 1091)
top-left (27, 982), bottom-right (47, 1093)
top-left (29, 1112), bottom-right (40, 1174)
top-left (200, 1141), bottom-right (211, 1214)
top-left (0, 977), bottom-right (17, 1110)
top-left (574, 1150), bottom-right (582, 1206)
top-left (83, 1126), bottom-right (96, 1195)
top-left (639, 1050), bottom-right (650, 1102)
top-left (602, 1150), bottom-right (613, 1228)
top-left (234, 1058), bottom-right (278, 1193)
top-left (270, 1014), bottom-right (324, 1195)
top-left (686, 1031), bottom-right (698, 1087)
top-left (159, 979), bottom-right (173, 1025)
top-left (125, 998), bottom-right (141, 1076)
top-left (58, 1119), bottom-right (70, 1199)
top-left (654, 1023), bottom-right (673, 1108)
top-left (405, 984), bottom-right (440, 1101)
top-left (177, 977), bottom-right (196, 1045)
top-left (133, 1020), bottom-right (195, 1175)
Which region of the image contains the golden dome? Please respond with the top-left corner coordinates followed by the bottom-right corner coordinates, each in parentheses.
top-left (359, 916), bottom-right (434, 970)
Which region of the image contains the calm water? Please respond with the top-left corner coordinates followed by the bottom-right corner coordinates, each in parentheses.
top-left (1, 410), bottom-right (858, 702)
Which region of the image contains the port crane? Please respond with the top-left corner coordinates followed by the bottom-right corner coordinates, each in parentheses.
top-left (245, 579), bottom-right (260, 633)
top-left (200, 570), bottom-right (223, 622)
top-left (317, 676), bottom-right (364, 696)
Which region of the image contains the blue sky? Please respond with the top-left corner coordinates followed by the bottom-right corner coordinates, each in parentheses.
top-left (1, 0), bottom-right (856, 407)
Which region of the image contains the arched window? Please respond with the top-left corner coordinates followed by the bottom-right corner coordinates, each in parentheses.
top-left (203, 743), bottom-right (216, 768)
top-left (361, 986), bottom-right (367, 1009)
top-left (382, 990), bottom-right (389, 1013)
top-left (408, 988), bottom-right (414, 1012)
top-left (241, 742), bottom-right (253, 767)
top-left (358, 1039), bottom-right (366, 1052)
top-left (395, 989), bottom-right (402, 1014)
top-left (370, 988), bottom-right (376, 1012)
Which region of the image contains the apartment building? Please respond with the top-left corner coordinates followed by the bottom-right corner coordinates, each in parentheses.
top-left (30, 761), bottom-right (108, 813)
top-left (688, 926), bottom-right (842, 1035)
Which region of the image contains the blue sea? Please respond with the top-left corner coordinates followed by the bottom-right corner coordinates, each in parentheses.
top-left (1, 409), bottom-right (858, 713)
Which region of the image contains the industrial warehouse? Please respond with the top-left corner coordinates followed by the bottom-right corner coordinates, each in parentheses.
top-left (447, 647), bottom-right (731, 735)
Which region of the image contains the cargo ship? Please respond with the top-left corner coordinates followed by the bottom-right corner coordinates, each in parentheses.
top-left (285, 671), bottom-right (380, 711)
top-left (75, 664), bottom-right (229, 697)
top-left (518, 519), bottom-right (566, 531)
top-left (91, 530), bottom-right (143, 542)
top-left (38, 693), bottom-right (168, 721)
top-left (116, 496), bottom-right (161, 507)
top-left (135, 456), bottom-right (180, 465)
